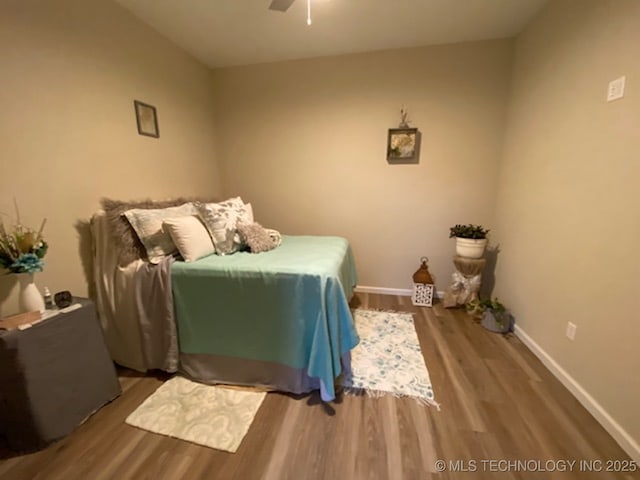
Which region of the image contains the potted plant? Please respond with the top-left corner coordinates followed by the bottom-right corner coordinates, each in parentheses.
top-left (449, 224), bottom-right (489, 258)
top-left (465, 298), bottom-right (513, 333)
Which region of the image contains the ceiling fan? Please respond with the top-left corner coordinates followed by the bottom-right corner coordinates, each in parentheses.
top-left (269, 0), bottom-right (313, 25)
top-left (268, 0), bottom-right (296, 12)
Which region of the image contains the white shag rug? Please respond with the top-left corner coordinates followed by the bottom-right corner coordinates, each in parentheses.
top-left (125, 376), bottom-right (266, 452)
top-left (342, 309), bottom-right (439, 408)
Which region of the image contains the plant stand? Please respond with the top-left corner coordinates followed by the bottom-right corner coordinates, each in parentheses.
top-left (443, 255), bottom-right (486, 308)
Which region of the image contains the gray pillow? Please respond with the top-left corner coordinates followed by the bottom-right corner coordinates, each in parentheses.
top-left (237, 223), bottom-right (278, 253)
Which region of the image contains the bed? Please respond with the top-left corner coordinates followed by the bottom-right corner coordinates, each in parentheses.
top-left (91, 200), bottom-right (358, 401)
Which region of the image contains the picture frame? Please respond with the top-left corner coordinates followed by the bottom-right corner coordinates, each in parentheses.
top-left (134, 100), bottom-right (159, 138)
top-left (387, 127), bottom-right (420, 164)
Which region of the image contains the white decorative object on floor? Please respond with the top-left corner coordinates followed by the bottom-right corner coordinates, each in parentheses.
top-left (411, 256), bottom-right (434, 307)
top-left (17, 273), bottom-right (45, 313)
top-left (126, 376), bottom-right (266, 452)
top-left (342, 309), bottom-right (439, 408)
top-left (412, 283), bottom-right (434, 307)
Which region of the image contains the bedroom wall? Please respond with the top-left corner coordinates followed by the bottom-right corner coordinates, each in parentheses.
top-left (0, 0), bottom-right (222, 316)
top-left (494, 0), bottom-right (640, 458)
top-left (211, 39), bottom-right (513, 291)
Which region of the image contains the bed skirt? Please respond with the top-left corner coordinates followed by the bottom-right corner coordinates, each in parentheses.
top-left (179, 351), bottom-right (352, 398)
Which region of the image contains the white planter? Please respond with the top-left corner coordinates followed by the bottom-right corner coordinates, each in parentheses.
top-left (455, 237), bottom-right (487, 259)
top-left (17, 273), bottom-right (45, 313)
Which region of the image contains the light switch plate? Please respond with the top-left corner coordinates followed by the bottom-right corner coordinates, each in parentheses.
top-left (607, 76), bottom-right (626, 102)
top-left (566, 322), bottom-right (577, 340)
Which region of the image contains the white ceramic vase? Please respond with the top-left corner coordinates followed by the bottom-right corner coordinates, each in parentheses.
top-left (455, 237), bottom-right (488, 259)
top-left (17, 273), bottom-right (45, 313)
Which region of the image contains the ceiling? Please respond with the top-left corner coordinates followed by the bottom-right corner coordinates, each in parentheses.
top-left (115, 0), bottom-right (548, 69)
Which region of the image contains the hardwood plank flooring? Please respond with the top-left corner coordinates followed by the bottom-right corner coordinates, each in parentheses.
top-left (1, 293), bottom-right (637, 479)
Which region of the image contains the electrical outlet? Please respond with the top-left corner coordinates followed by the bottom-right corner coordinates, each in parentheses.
top-left (607, 76), bottom-right (626, 102)
top-left (566, 322), bottom-right (577, 340)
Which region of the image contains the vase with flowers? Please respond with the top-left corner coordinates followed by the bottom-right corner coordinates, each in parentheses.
top-left (0, 202), bottom-right (48, 313)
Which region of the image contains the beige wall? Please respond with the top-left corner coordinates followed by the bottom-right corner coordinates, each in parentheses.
top-left (0, 0), bottom-right (222, 315)
top-left (212, 40), bottom-right (513, 290)
top-left (3, 0), bottom-right (635, 459)
top-left (494, 0), bottom-right (640, 455)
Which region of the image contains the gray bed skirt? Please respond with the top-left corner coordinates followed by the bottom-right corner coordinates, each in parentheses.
top-left (179, 351), bottom-right (352, 397)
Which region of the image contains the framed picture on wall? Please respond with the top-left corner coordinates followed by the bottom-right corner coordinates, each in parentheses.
top-left (134, 100), bottom-right (159, 138)
top-left (387, 127), bottom-right (420, 164)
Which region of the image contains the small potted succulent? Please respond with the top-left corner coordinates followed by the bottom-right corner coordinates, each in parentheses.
top-left (449, 224), bottom-right (489, 258)
top-left (466, 297), bottom-right (513, 334)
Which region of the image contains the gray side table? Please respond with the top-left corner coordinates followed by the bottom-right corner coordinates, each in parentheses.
top-left (0, 298), bottom-right (121, 451)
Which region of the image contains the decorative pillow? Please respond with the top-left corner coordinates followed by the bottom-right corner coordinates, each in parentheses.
top-left (233, 202), bottom-right (255, 247)
top-left (100, 196), bottom-right (218, 266)
top-left (265, 228), bottom-right (282, 247)
top-left (196, 197), bottom-right (252, 255)
top-left (237, 223), bottom-right (278, 253)
top-left (163, 216), bottom-right (215, 262)
top-left (124, 203), bottom-right (197, 263)
top-left (202, 197), bottom-right (252, 223)
top-left (243, 203), bottom-right (254, 224)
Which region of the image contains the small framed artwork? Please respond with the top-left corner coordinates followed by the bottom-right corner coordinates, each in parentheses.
top-left (387, 127), bottom-right (420, 164)
top-left (134, 100), bottom-right (159, 138)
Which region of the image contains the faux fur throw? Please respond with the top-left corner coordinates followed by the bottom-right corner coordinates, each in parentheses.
top-left (236, 223), bottom-right (279, 253)
top-left (101, 196), bottom-right (218, 266)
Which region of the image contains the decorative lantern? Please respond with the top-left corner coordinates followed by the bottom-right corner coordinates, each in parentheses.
top-left (412, 256), bottom-right (435, 307)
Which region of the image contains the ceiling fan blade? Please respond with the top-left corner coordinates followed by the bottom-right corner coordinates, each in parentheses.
top-left (269, 0), bottom-right (296, 12)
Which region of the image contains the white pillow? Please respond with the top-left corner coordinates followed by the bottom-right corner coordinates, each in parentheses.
top-left (205, 198), bottom-right (253, 224)
top-left (243, 202), bottom-right (254, 224)
top-left (163, 215), bottom-right (215, 262)
top-left (196, 197), bottom-right (254, 255)
top-left (123, 203), bottom-right (197, 263)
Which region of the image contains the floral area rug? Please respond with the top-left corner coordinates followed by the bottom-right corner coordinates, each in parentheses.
top-left (125, 376), bottom-right (266, 452)
top-left (342, 309), bottom-right (439, 408)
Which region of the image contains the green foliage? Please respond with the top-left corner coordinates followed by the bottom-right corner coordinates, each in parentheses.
top-left (449, 224), bottom-right (490, 239)
top-left (466, 297), bottom-right (509, 329)
top-left (465, 297), bottom-right (505, 316)
top-left (0, 202), bottom-right (47, 274)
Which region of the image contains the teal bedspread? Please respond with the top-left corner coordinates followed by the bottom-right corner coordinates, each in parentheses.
top-left (171, 235), bottom-right (359, 401)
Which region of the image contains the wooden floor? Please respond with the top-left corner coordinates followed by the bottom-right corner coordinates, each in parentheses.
top-left (0, 293), bottom-right (637, 480)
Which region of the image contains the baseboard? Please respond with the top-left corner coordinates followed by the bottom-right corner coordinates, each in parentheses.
top-left (354, 285), bottom-right (445, 299)
top-left (354, 285), bottom-right (412, 296)
top-left (514, 325), bottom-right (640, 464)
